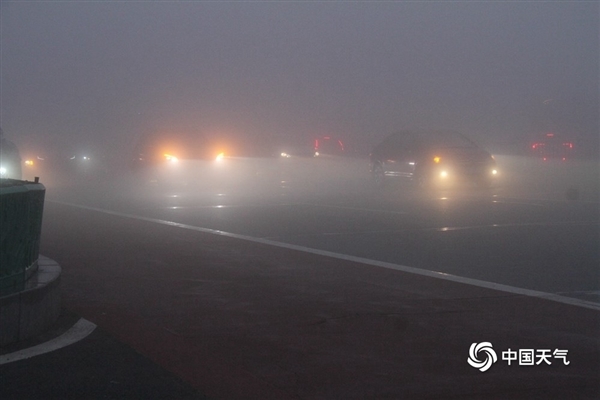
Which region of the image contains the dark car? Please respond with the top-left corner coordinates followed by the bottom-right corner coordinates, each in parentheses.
top-left (370, 129), bottom-right (498, 188)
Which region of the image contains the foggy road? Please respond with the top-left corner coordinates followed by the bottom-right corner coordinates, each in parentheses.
top-left (46, 155), bottom-right (600, 306)
top-left (3, 2), bottom-right (598, 398)
top-left (2, 154), bottom-right (598, 399)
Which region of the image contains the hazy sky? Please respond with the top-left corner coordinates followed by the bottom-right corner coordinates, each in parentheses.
top-left (1, 1), bottom-right (598, 154)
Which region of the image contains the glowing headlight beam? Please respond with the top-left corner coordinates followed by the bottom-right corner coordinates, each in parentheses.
top-left (164, 154), bottom-right (179, 163)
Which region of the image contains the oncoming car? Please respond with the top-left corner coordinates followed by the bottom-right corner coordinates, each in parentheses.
top-left (130, 130), bottom-right (231, 186)
top-left (370, 129), bottom-right (498, 189)
top-left (132, 131), bottom-right (226, 168)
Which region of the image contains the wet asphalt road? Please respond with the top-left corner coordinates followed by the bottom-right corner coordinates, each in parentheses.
top-left (45, 155), bottom-right (600, 303)
top-left (1, 154), bottom-right (599, 399)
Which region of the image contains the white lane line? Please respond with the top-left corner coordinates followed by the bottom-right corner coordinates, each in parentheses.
top-left (50, 201), bottom-right (600, 311)
top-left (0, 319), bottom-right (97, 365)
top-left (140, 203), bottom-right (305, 211)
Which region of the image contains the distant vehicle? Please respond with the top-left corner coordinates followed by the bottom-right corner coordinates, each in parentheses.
top-left (0, 128), bottom-right (22, 180)
top-left (275, 136), bottom-right (317, 158)
top-left (530, 132), bottom-right (574, 161)
top-left (370, 130), bottom-right (498, 188)
top-left (131, 130), bottom-right (295, 187)
top-left (273, 135), bottom-right (347, 159)
top-left (132, 130), bottom-right (226, 169)
top-left (19, 135), bottom-right (104, 182)
top-left (313, 136), bottom-right (345, 157)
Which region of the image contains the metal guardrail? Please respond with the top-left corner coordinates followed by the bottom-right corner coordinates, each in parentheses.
top-left (0, 178), bottom-right (45, 296)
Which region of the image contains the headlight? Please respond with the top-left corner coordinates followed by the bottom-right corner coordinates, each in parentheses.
top-left (25, 160), bottom-right (34, 166)
top-left (491, 169), bottom-right (498, 175)
top-left (439, 170), bottom-right (448, 178)
top-left (164, 154), bottom-right (179, 163)
top-left (0, 167), bottom-right (6, 175)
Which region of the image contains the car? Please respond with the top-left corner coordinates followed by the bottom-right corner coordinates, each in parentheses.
top-left (370, 129), bottom-right (498, 188)
top-left (530, 132), bottom-right (574, 161)
top-left (313, 136), bottom-right (345, 157)
top-left (130, 130), bottom-right (241, 187)
top-left (131, 130), bottom-right (226, 168)
top-left (18, 134), bottom-right (109, 184)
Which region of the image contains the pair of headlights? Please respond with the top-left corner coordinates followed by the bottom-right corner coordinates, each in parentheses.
top-left (163, 153), bottom-right (225, 163)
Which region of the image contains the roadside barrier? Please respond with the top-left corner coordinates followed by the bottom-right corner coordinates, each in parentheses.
top-left (0, 178), bottom-right (45, 296)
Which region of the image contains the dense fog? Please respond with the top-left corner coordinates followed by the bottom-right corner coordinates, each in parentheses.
top-left (1, 2), bottom-right (597, 164)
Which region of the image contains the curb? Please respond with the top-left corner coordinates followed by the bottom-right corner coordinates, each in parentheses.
top-left (0, 256), bottom-right (61, 346)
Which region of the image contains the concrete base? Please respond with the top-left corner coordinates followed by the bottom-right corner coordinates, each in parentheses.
top-left (0, 256), bottom-right (61, 346)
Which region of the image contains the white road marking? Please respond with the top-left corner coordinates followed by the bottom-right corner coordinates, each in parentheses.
top-left (142, 202), bottom-right (304, 211)
top-left (0, 319), bottom-right (97, 365)
top-left (50, 200), bottom-right (600, 311)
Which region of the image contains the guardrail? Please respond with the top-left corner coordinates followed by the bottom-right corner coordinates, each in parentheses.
top-left (0, 178), bottom-right (45, 296)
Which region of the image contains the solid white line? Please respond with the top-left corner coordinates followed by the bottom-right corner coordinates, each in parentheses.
top-left (0, 319), bottom-right (97, 365)
top-left (50, 200), bottom-right (600, 311)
